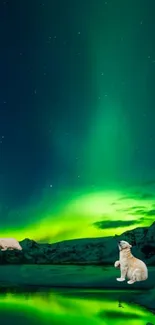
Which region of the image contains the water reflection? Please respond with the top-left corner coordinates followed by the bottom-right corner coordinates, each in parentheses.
top-left (0, 289), bottom-right (154, 325)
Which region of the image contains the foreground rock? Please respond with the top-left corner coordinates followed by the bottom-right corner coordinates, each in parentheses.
top-left (0, 222), bottom-right (155, 265)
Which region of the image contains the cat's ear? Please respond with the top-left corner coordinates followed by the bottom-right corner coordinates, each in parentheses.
top-left (129, 244), bottom-right (132, 248)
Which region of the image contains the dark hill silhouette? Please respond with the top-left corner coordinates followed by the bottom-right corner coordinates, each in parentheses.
top-left (0, 222), bottom-right (155, 265)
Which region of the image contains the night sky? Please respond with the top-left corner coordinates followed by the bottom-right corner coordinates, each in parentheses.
top-left (0, 0), bottom-right (155, 243)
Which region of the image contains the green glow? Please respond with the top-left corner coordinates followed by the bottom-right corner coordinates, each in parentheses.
top-left (0, 188), bottom-right (154, 243)
top-left (86, 101), bottom-right (132, 186)
top-left (0, 290), bottom-right (154, 325)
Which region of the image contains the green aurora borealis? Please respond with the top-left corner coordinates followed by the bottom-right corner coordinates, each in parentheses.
top-left (1, 187), bottom-right (155, 243)
top-left (1, 0), bottom-right (155, 243)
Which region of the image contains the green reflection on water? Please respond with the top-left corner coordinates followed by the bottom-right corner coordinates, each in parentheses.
top-left (0, 289), bottom-right (154, 325)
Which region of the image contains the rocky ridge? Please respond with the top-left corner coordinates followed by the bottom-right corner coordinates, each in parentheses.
top-left (0, 222), bottom-right (155, 265)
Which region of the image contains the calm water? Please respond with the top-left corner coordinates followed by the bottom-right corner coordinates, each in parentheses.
top-left (0, 289), bottom-right (154, 325)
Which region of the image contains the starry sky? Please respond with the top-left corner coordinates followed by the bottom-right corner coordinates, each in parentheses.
top-left (0, 0), bottom-right (155, 243)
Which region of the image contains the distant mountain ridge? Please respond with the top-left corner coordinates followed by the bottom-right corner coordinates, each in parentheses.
top-left (0, 222), bottom-right (155, 265)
